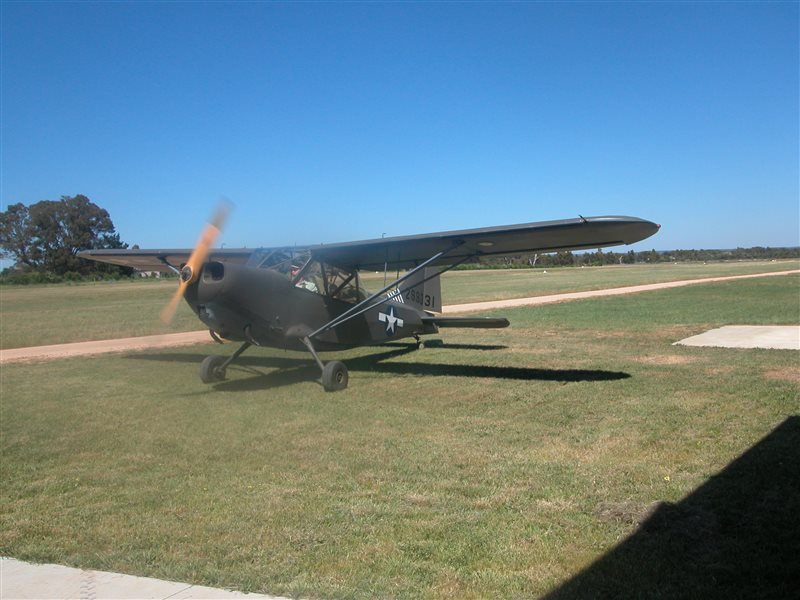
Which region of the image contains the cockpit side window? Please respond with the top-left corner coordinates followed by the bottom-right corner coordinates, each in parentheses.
top-left (290, 260), bottom-right (367, 304)
top-left (325, 265), bottom-right (367, 303)
top-left (249, 249), bottom-right (367, 304)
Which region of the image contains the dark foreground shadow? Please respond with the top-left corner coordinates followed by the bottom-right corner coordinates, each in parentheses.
top-left (128, 344), bottom-right (629, 391)
top-left (541, 416), bottom-right (800, 599)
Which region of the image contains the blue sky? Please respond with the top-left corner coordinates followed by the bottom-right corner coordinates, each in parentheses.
top-left (2, 1), bottom-right (797, 253)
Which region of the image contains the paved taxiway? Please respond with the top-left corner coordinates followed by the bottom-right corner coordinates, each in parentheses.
top-left (0, 557), bottom-right (284, 599)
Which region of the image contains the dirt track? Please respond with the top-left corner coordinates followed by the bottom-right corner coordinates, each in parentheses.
top-left (0, 331), bottom-right (212, 364)
top-left (442, 268), bottom-right (800, 313)
top-left (2, 269), bottom-right (797, 364)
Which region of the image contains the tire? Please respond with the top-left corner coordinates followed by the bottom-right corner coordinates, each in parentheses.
top-left (321, 361), bottom-right (348, 392)
top-left (200, 355), bottom-right (227, 384)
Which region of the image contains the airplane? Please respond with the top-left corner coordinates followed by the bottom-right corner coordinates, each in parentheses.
top-left (79, 210), bottom-right (659, 391)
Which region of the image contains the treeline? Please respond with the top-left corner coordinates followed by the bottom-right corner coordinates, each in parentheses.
top-left (1, 195), bottom-right (133, 284)
top-left (457, 246), bottom-right (800, 270)
top-left (0, 269), bottom-right (136, 285)
top-left (2, 195), bottom-right (798, 284)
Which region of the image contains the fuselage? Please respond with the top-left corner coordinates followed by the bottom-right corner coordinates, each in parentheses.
top-left (184, 262), bottom-right (434, 351)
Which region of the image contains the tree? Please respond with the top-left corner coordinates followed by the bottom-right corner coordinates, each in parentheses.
top-left (0, 195), bottom-right (128, 275)
top-left (0, 203), bottom-right (35, 268)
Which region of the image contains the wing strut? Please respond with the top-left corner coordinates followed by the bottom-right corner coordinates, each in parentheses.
top-left (308, 240), bottom-right (468, 340)
top-left (157, 256), bottom-right (181, 275)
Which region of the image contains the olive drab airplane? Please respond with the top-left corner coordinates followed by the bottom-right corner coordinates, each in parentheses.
top-left (79, 208), bottom-right (659, 391)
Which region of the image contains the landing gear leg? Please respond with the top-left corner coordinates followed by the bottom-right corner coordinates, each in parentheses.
top-left (413, 333), bottom-right (424, 350)
top-left (301, 336), bottom-right (349, 392)
top-left (200, 341), bottom-right (252, 384)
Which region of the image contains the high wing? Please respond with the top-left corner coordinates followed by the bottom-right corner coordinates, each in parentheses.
top-left (76, 248), bottom-right (256, 272)
top-left (310, 215), bottom-right (659, 270)
top-left (78, 216), bottom-right (658, 272)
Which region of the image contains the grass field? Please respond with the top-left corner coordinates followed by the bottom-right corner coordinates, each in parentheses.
top-left (1, 259), bottom-right (797, 349)
top-left (437, 259), bottom-right (799, 303)
top-left (1, 271), bottom-right (798, 598)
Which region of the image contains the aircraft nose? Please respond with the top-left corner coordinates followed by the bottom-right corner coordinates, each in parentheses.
top-left (185, 261), bottom-right (227, 306)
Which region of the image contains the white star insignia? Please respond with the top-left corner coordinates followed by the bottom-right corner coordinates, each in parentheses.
top-left (378, 306), bottom-right (404, 335)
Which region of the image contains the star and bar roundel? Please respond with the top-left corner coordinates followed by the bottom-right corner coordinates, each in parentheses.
top-left (378, 306), bottom-right (404, 335)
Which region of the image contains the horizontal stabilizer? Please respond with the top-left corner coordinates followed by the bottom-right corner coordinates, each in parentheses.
top-left (421, 316), bottom-right (510, 329)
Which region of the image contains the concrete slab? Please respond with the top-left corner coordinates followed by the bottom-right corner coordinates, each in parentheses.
top-left (0, 557), bottom-right (286, 600)
top-left (674, 326), bottom-right (800, 350)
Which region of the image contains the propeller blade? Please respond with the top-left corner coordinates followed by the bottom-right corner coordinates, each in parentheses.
top-left (183, 201), bottom-right (231, 281)
top-left (160, 200), bottom-right (232, 324)
top-left (160, 281), bottom-right (187, 324)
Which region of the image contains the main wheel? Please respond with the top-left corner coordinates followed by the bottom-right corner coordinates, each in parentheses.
top-left (200, 355), bottom-right (227, 384)
top-left (321, 361), bottom-right (348, 392)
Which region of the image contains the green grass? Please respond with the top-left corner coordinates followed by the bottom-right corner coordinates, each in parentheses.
top-left (0, 279), bottom-right (199, 349)
top-left (437, 259), bottom-right (800, 303)
top-left (2, 259), bottom-right (797, 349)
top-left (1, 273), bottom-right (798, 598)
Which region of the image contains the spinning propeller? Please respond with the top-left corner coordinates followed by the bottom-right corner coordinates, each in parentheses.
top-left (160, 201), bottom-right (232, 324)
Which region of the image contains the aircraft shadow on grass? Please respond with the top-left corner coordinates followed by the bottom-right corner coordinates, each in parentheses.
top-left (541, 416), bottom-right (800, 600)
top-left (373, 340), bottom-right (509, 351)
top-left (127, 344), bottom-right (630, 392)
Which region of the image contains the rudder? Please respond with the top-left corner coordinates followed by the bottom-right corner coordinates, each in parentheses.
top-left (398, 267), bottom-right (442, 313)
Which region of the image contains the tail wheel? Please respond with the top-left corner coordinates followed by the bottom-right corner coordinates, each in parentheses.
top-left (321, 361), bottom-right (348, 392)
top-left (200, 355), bottom-right (227, 384)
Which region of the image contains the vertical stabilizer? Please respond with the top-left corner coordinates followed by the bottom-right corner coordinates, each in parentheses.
top-left (398, 267), bottom-right (442, 313)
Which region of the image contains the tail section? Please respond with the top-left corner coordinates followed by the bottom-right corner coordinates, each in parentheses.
top-left (393, 267), bottom-right (443, 313)
top-left (387, 268), bottom-right (509, 329)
